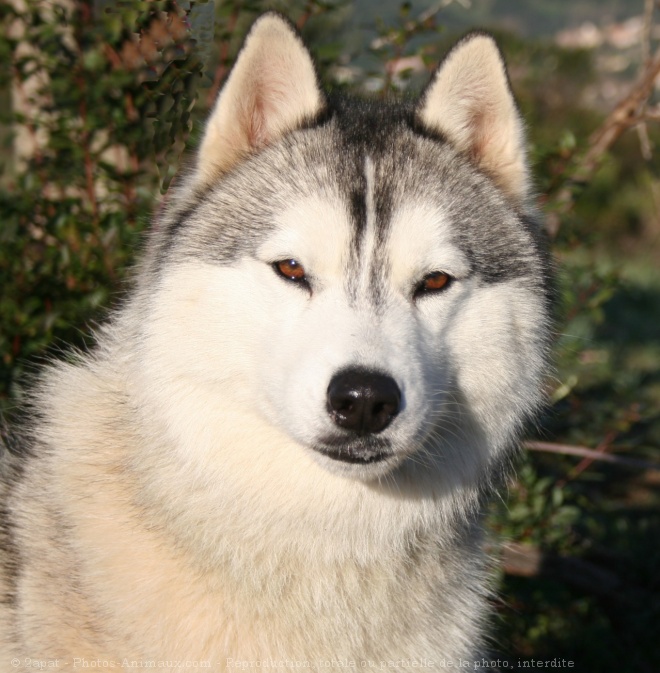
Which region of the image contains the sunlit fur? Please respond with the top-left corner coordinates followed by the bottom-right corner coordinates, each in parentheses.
top-left (0, 13), bottom-right (552, 666)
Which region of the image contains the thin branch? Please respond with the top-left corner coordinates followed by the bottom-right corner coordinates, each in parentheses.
top-left (495, 542), bottom-right (622, 597)
top-left (554, 430), bottom-right (619, 489)
top-left (580, 49), bottom-right (660, 178)
top-left (296, 0), bottom-right (317, 30)
top-left (552, 43), bottom-right (660, 217)
top-left (525, 441), bottom-right (660, 471)
top-left (637, 0), bottom-right (656, 159)
top-left (636, 121), bottom-right (653, 159)
top-left (641, 0), bottom-right (655, 67)
top-left (643, 104), bottom-right (660, 120)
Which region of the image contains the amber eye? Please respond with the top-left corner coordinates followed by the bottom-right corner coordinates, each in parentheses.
top-left (414, 271), bottom-right (452, 298)
top-left (273, 259), bottom-right (308, 285)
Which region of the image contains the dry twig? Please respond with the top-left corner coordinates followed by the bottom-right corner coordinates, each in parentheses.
top-left (525, 440), bottom-right (660, 471)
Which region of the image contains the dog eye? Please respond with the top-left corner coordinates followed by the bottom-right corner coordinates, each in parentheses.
top-left (414, 271), bottom-right (452, 299)
top-left (273, 259), bottom-right (308, 285)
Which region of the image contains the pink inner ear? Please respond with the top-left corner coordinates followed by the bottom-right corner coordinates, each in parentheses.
top-left (245, 95), bottom-right (268, 150)
top-left (243, 77), bottom-right (291, 151)
top-left (467, 109), bottom-right (488, 162)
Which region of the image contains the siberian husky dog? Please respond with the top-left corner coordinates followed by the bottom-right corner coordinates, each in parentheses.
top-left (0, 12), bottom-right (551, 669)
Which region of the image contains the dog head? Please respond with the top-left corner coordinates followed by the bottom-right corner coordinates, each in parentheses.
top-left (137, 14), bottom-right (551, 487)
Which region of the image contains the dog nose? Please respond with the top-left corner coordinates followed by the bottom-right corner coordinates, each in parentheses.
top-left (326, 368), bottom-right (401, 435)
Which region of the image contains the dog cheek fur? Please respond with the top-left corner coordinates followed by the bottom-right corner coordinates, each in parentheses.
top-left (448, 280), bottom-right (548, 459)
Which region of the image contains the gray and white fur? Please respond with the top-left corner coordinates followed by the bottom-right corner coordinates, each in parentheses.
top-left (0, 13), bottom-right (552, 669)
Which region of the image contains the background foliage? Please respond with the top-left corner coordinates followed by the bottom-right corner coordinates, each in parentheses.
top-left (0, 0), bottom-right (658, 670)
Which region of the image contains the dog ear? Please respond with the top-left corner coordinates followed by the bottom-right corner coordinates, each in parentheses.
top-left (195, 12), bottom-right (324, 185)
top-left (417, 33), bottom-right (529, 204)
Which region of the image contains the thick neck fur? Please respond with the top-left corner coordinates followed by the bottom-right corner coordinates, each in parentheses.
top-left (11, 309), bottom-right (490, 661)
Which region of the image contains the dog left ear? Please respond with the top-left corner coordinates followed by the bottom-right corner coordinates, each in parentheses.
top-left (194, 12), bottom-right (325, 186)
top-left (417, 33), bottom-right (529, 204)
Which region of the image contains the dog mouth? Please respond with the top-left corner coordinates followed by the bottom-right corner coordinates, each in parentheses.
top-left (314, 436), bottom-right (392, 464)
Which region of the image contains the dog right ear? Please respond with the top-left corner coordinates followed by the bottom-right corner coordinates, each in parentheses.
top-left (417, 33), bottom-right (530, 205)
top-left (194, 12), bottom-right (325, 187)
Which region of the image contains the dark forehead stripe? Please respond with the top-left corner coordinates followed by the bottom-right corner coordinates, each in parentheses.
top-left (348, 176), bottom-right (367, 268)
top-left (152, 93), bottom-right (547, 303)
top-left (329, 97), bottom-right (414, 302)
top-left (329, 95), bottom-right (416, 147)
top-left (367, 167), bottom-right (397, 310)
top-left (329, 95), bottom-right (548, 294)
top-left (370, 158), bottom-right (397, 307)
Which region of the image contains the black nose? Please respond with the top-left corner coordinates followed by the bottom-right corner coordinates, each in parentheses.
top-left (326, 368), bottom-right (401, 435)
